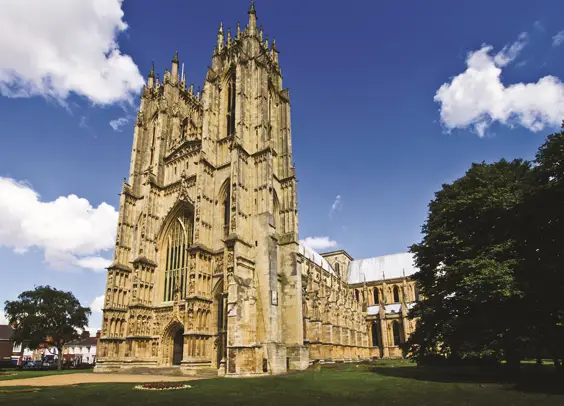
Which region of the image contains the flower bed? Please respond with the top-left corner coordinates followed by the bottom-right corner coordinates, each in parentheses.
top-left (133, 383), bottom-right (192, 391)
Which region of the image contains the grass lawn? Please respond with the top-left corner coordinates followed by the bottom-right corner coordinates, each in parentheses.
top-left (1, 360), bottom-right (563, 405)
top-left (0, 368), bottom-right (92, 381)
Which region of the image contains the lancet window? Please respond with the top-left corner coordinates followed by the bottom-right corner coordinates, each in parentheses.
top-left (225, 73), bottom-right (236, 137)
top-left (392, 321), bottom-right (401, 346)
top-left (163, 212), bottom-right (193, 301)
top-left (371, 321), bottom-right (380, 347)
top-left (223, 186), bottom-right (231, 238)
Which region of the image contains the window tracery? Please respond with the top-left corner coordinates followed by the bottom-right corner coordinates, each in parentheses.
top-left (163, 212), bottom-right (193, 301)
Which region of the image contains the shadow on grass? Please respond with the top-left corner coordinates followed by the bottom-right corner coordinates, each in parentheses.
top-left (372, 363), bottom-right (564, 395)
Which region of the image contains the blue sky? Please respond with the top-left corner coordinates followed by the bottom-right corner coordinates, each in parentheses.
top-left (1, 0), bottom-right (564, 330)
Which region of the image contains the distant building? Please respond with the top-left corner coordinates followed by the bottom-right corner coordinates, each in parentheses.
top-left (63, 331), bottom-right (100, 365)
top-left (0, 325), bottom-right (14, 365)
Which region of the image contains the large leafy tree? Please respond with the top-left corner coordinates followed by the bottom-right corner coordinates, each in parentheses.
top-left (407, 159), bottom-right (532, 365)
top-left (518, 127), bottom-right (564, 367)
top-left (4, 286), bottom-right (91, 370)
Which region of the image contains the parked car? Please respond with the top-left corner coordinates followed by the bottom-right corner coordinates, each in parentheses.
top-left (21, 361), bottom-right (40, 370)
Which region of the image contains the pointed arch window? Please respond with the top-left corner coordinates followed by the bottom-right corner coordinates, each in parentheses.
top-left (163, 212), bottom-right (193, 302)
top-left (334, 262), bottom-right (340, 277)
top-left (150, 120), bottom-right (157, 166)
top-left (414, 284), bottom-right (421, 301)
top-left (223, 185), bottom-right (231, 238)
top-left (226, 73), bottom-right (236, 137)
top-left (180, 118), bottom-right (188, 140)
top-left (392, 321), bottom-right (402, 346)
top-left (374, 288), bottom-right (380, 304)
top-left (393, 286), bottom-right (401, 303)
top-left (371, 321), bottom-right (380, 347)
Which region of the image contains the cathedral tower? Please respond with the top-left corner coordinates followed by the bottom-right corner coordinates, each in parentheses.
top-left (95, 3), bottom-right (306, 376)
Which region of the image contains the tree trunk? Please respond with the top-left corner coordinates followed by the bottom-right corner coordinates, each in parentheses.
top-left (57, 347), bottom-right (63, 371)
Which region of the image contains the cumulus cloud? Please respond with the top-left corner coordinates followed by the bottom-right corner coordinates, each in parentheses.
top-left (0, 312), bottom-right (8, 325)
top-left (90, 295), bottom-right (105, 313)
top-left (329, 195), bottom-right (342, 219)
top-left (435, 32), bottom-right (564, 136)
top-left (300, 236), bottom-right (338, 251)
top-left (84, 295), bottom-right (105, 333)
top-left (553, 30), bottom-right (564, 47)
top-left (0, 0), bottom-right (144, 105)
top-left (109, 116), bottom-right (130, 131)
top-left (0, 177), bottom-right (118, 272)
top-left (76, 257), bottom-right (112, 272)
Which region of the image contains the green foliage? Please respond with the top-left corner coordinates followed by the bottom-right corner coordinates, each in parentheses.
top-left (4, 285), bottom-right (91, 370)
top-left (408, 130), bottom-right (564, 367)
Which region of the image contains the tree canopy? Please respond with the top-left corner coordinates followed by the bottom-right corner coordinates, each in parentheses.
top-left (4, 285), bottom-right (91, 370)
top-left (408, 127), bottom-right (564, 369)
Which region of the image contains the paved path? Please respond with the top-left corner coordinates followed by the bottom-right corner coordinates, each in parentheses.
top-left (0, 373), bottom-right (204, 387)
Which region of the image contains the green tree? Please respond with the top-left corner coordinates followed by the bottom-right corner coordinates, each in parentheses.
top-left (4, 285), bottom-right (91, 370)
top-left (407, 159), bottom-right (531, 366)
top-left (518, 128), bottom-right (564, 368)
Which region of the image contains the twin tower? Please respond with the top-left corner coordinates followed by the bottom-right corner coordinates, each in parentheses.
top-left (95, 3), bottom-right (308, 376)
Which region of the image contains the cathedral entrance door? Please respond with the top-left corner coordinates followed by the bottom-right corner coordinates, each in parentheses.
top-left (173, 329), bottom-right (184, 365)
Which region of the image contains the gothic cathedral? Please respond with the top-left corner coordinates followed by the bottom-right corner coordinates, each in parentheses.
top-left (95, 4), bottom-right (373, 377)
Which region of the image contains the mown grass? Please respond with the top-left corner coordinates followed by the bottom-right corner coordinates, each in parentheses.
top-left (0, 361), bottom-right (562, 405)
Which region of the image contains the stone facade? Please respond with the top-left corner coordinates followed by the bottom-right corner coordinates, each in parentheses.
top-left (94, 3), bottom-right (369, 377)
top-left (95, 4), bottom-right (418, 377)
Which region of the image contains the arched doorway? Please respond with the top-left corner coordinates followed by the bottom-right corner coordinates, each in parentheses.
top-left (173, 328), bottom-right (184, 365)
top-left (160, 321), bottom-right (184, 366)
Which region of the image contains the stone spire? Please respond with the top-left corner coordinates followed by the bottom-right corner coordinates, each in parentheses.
top-left (271, 39), bottom-right (279, 64)
top-left (147, 61), bottom-right (155, 87)
top-left (217, 22), bottom-right (224, 51)
top-left (171, 51), bottom-right (179, 83)
top-left (248, 1), bottom-right (257, 35)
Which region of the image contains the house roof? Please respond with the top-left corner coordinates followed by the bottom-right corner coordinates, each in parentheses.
top-left (347, 252), bottom-right (418, 284)
top-left (0, 325), bottom-right (14, 340)
top-left (66, 337), bottom-right (98, 347)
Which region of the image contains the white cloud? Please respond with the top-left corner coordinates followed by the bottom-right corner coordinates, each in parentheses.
top-left (109, 116), bottom-right (130, 131)
top-left (85, 295), bottom-right (105, 333)
top-left (0, 312), bottom-right (8, 325)
top-left (329, 195), bottom-right (342, 218)
top-left (0, 177), bottom-right (118, 271)
top-left (553, 30), bottom-right (564, 47)
top-left (0, 0), bottom-right (144, 105)
top-left (90, 295), bottom-right (105, 313)
top-left (76, 257), bottom-right (112, 272)
top-left (300, 236), bottom-right (338, 251)
top-left (435, 32), bottom-right (564, 136)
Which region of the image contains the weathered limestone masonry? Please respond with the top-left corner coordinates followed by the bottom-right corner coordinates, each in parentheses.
top-left (94, 3), bottom-right (370, 377)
